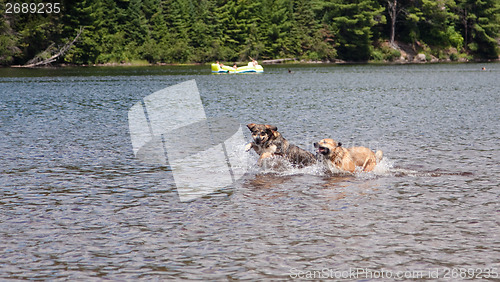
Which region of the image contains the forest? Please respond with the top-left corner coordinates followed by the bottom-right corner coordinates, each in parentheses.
top-left (1, 0), bottom-right (499, 66)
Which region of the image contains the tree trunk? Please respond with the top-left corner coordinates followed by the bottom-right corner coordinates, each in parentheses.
top-left (463, 9), bottom-right (468, 50)
top-left (388, 0), bottom-right (397, 46)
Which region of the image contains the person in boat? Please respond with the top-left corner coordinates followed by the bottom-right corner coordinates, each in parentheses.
top-left (233, 63), bottom-right (238, 69)
top-left (247, 59), bottom-right (258, 67)
top-left (215, 61), bottom-right (224, 71)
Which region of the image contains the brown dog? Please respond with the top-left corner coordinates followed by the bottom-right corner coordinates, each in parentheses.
top-left (314, 138), bottom-right (383, 173)
top-left (245, 123), bottom-right (316, 168)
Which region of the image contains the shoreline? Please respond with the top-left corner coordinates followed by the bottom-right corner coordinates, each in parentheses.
top-left (4, 57), bottom-right (499, 69)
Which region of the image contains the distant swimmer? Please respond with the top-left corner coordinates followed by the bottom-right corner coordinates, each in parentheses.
top-left (482, 67), bottom-right (486, 70)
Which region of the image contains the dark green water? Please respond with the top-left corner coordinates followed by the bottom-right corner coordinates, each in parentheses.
top-left (1, 63), bottom-right (499, 280)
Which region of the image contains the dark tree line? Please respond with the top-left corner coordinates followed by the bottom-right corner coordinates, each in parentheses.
top-left (1, 0), bottom-right (499, 66)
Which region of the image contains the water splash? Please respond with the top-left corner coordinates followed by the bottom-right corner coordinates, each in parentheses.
top-left (248, 154), bottom-right (471, 179)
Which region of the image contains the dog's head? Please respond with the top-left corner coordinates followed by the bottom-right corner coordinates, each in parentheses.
top-left (247, 123), bottom-right (278, 145)
top-left (314, 138), bottom-right (342, 157)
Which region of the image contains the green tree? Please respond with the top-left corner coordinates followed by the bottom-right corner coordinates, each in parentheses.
top-left (319, 0), bottom-right (385, 61)
top-left (291, 0), bottom-right (336, 60)
top-left (215, 0), bottom-right (263, 61)
top-left (0, 2), bottom-right (20, 65)
top-left (5, 0), bottom-right (64, 64)
top-left (189, 0), bottom-right (220, 62)
top-left (60, 0), bottom-right (97, 64)
top-left (2, 0), bottom-right (498, 65)
top-left (259, 0), bottom-right (294, 59)
top-left (455, 0), bottom-right (500, 59)
top-left (417, 0), bottom-right (461, 47)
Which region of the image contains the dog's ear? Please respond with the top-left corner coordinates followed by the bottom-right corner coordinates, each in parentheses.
top-left (337, 142), bottom-right (342, 147)
top-left (247, 123), bottom-right (256, 131)
top-left (265, 124), bottom-right (278, 131)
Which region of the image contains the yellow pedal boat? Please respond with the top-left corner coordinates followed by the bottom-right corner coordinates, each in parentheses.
top-left (211, 63), bottom-right (264, 74)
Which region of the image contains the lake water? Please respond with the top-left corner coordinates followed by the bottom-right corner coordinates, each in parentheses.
top-left (1, 63), bottom-right (499, 280)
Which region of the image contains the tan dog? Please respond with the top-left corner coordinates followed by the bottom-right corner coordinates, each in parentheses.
top-left (348, 146), bottom-right (383, 172)
top-left (314, 138), bottom-right (383, 173)
top-left (245, 123), bottom-right (316, 168)
top-left (314, 139), bottom-right (356, 172)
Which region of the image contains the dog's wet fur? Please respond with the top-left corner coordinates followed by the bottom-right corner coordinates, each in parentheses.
top-left (314, 138), bottom-right (383, 173)
top-left (245, 123), bottom-right (316, 168)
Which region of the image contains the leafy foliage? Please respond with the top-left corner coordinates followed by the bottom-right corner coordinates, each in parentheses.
top-left (1, 0), bottom-right (499, 65)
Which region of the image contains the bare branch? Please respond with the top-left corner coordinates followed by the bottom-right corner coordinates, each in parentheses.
top-left (22, 26), bottom-right (84, 68)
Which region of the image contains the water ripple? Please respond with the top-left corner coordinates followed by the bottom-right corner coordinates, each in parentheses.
top-left (1, 64), bottom-right (499, 280)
